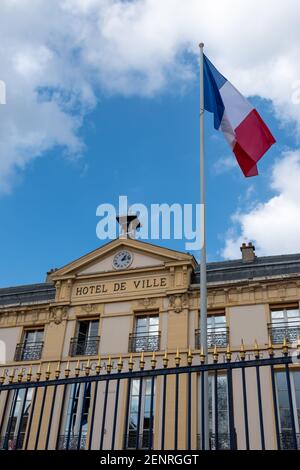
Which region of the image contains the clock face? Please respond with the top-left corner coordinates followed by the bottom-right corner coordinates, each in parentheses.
top-left (112, 250), bottom-right (133, 270)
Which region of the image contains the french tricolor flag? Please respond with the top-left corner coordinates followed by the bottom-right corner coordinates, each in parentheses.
top-left (204, 55), bottom-right (276, 177)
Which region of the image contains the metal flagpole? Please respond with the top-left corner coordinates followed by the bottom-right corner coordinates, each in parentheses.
top-left (199, 42), bottom-right (209, 450)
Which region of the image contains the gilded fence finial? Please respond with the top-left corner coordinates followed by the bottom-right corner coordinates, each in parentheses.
top-left (106, 357), bottom-right (112, 374)
top-left (75, 360), bottom-right (81, 377)
top-left (85, 359), bottom-right (91, 376)
top-left (117, 356), bottom-right (123, 373)
top-left (55, 362), bottom-right (61, 379)
top-left (213, 345), bottom-right (219, 363)
top-left (128, 354), bottom-right (134, 372)
top-left (151, 351), bottom-right (157, 369)
top-left (163, 350), bottom-right (169, 368)
top-left (226, 344), bottom-right (232, 362)
top-left (0, 370), bottom-right (5, 385)
top-left (27, 366), bottom-right (32, 382)
top-left (282, 337), bottom-right (289, 356)
top-left (187, 347), bottom-right (193, 366)
top-left (9, 368), bottom-right (15, 384)
top-left (240, 340), bottom-right (246, 361)
top-left (175, 348), bottom-right (181, 367)
top-left (36, 363), bottom-right (42, 382)
top-left (65, 361), bottom-right (70, 378)
top-left (140, 352), bottom-right (145, 370)
top-left (268, 336), bottom-right (274, 357)
top-left (297, 336), bottom-right (300, 352)
top-left (200, 347), bottom-right (205, 364)
top-left (95, 356), bottom-right (101, 375)
top-left (17, 370), bottom-right (23, 383)
top-left (45, 363), bottom-right (51, 381)
top-left (254, 340), bottom-right (260, 359)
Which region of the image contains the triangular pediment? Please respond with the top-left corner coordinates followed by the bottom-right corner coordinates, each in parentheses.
top-left (50, 238), bottom-right (196, 280)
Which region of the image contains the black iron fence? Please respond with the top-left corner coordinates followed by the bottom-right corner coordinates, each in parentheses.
top-left (0, 344), bottom-right (300, 451)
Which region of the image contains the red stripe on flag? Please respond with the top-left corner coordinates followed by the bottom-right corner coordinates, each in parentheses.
top-left (233, 109), bottom-right (276, 177)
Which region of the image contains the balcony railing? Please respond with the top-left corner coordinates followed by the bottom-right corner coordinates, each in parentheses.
top-left (268, 321), bottom-right (300, 344)
top-left (197, 432), bottom-right (232, 450)
top-left (124, 430), bottom-right (153, 449)
top-left (128, 333), bottom-right (160, 353)
top-left (195, 326), bottom-right (229, 349)
top-left (14, 341), bottom-right (43, 361)
top-left (280, 432), bottom-right (300, 450)
top-left (69, 336), bottom-right (100, 357)
top-left (57, 433), bottom-right (87, 450)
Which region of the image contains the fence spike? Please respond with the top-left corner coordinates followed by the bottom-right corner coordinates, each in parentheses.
top-left (213, 344), bottom-right (219, 363)
top-left (75, 360), bottom-right (81, 377)
top-left (45, 362), bottom-right (51, 380)
top-left (200, 347), bottom-right (205, 364)
top-left (65, 361), bottom-right (70, 378)
top-left (36, 363), bottom-right (42, 382)
top-left (240, 339), bottom-right (246, 361)
top-left (151, 351), bottom-right (157, 369)
top-left (85, 359), bottom-right (91, 376)
top-left (17, 370), bottom-right (23, 383)
top-left (163, 350), bottom-right (169, 368)
top-left (95, 356), bottom-right (101, 375)
top-left (9, 368), bottom-right (15, 384)
top-left (128, 354), bottom-right (134, 372)
top-left (268, 336), bottom-right (274, 357)
top-left (0, 370), bottom-right (5, 385)
top-left (297, 336), bottom-right (300, 350)
top-left (140, 352), bottom-right (145, 370)
top-left (175, 348), bottom-right (181, 367)
top-left (27, 366), bottom-right (33, 382)
top-left (55, 362), bottom-right (61, 379)
top-left (117, 356), bottom-right (123, 372)
top-left (282, 337), bottom-right (289, 357)
top-left (106, 356), bottom-right (112, 374)
top-left (253, 340), bottom-right (260, 359)
top-left (226, 344), bottom-right (232, 362)
top-left (187, 347), bottom-right (193, 366)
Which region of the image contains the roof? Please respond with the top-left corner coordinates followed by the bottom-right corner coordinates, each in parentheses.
top-left (192, 253), bottom-right (300, 284)
top-left (1, 253), bottom-right (300, 307)
top-left (0, 283), bottom-right (55, 307)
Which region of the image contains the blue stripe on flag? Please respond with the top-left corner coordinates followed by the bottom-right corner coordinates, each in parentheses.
top-left (203, 55), bottom-right (226, 130)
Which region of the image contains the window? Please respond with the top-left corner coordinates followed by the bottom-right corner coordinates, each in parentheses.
top-left (270, 307), bottom-right (300, 344)
top-left (126, 378), bottom-right (155, 449)
top-left (58, 383), bottom-right (92, 450)
top-left (1, 388), bottom-right (33, 450)
top-left (15, 329), bottom-right (44, 361)
top-left (196, 313), bottom-right (228, 348)
top-left (69, 320), bottom-right (100, 356)
top-left (129, 315), bottom-right (160, 352)
top-left (276, 371), bottom-right (300, 449)
top-left (198, 374), bottom-right (229, 449)
top-left (271, 307), bottom-right (300, 324)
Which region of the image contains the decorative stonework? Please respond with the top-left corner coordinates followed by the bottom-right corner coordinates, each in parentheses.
top-left (169, 293), bottom-right (189, 313)
top-left (49, 306), bottom-right (68, 324)
top-left (137, 298), bottom-right (156, 309)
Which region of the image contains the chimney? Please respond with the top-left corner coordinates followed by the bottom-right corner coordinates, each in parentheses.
top-left (116, 214), bottom-right (141, 239)
top-left (240, 242), bottom-right (256, 263)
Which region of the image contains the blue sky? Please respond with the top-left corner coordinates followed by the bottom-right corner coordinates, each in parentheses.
top-left (0, 88), bottom-right (285, 287)
top-left (1, 0), bottom-right (300, 287)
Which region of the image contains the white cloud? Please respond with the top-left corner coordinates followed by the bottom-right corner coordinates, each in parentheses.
top-left (1, 0), bottom-right (300, 192)
top-left (222, 151), bottom-right (300, 258)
